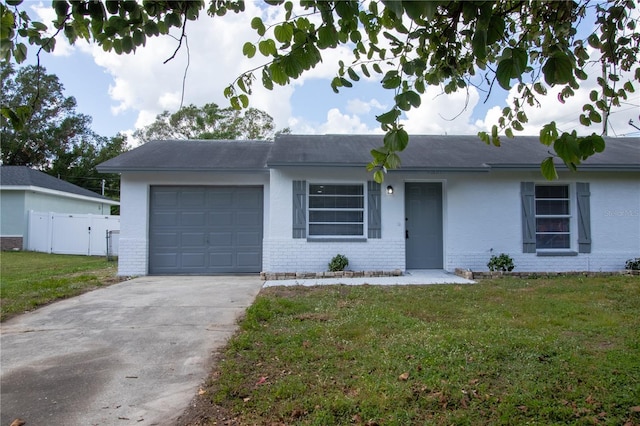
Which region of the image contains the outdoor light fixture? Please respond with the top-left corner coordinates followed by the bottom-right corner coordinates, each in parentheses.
top-left (386, 185), bottom-right (394, 195)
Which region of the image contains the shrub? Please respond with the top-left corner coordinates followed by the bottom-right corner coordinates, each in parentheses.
top-left (328, 254), bottom-right (349, 272)
top-left (487, 253), bottom-right (515, 272)
top-left (625, 258), bottom-right (640, 270)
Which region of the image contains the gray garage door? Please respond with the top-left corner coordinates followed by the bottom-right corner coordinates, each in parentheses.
top-left (149, 186), bottom-right (263, 274)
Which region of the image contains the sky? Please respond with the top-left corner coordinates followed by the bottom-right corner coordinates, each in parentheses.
top-left (22, 1), bottom-right (640, 145)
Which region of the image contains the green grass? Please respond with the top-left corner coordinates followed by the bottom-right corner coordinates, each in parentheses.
top-left (201, 276), bottom-right (640, 425)
top-left (0, 251), bottom-right (119, 321)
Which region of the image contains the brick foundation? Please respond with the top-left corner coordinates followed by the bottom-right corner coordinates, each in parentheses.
top-left (261, 269), bottom-right (403, 281)
top-left (1, 237), bottom-right (23, 251)
top-left (454, 268), bottom-right (639, 279)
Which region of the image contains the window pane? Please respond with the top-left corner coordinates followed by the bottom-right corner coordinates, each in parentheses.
top-left (309, 196), bottom-right (364, 209)
top-left (535, 185), bottom-right (569, 199)
top-left (536, 199), bottom-right (569, 215)
top-left (309, 185), bottom-right (363, 196)
top-left (536, 218), bottom-right (570, 232)
top-left (309, 211), bottom-right (363, 223)
top-left (309, 224), bottom-right (364, 236)
top-left (536, 233), bottom-right (570, 249)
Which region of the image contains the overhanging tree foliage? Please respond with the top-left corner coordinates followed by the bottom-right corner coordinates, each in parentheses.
top-left (133, 103), bottom-right (283, 143)
top-left (1, 0), bottom-right (638, 181)
top-left (1, 62), bottom-right (95, 168)
top-left (1, 62), bottom-right (129, 198)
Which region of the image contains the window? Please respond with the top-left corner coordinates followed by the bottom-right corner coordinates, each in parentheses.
top-left (308, 184), bottom-right (364, 237)
top-left (521, 182), bottom-right (590, 254)
top-left (535, 185), bottom-right (570, 249)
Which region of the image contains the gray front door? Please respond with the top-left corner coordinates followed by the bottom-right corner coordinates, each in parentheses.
top-left (405, 182), bottom-right (443, 269)
top-left (149, 186), bottom-right (263, 274)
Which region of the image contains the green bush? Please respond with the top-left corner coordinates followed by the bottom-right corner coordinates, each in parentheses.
top-left (328, 254), bottom-right (349, 272)
top-left (625, 258), bottom-right (640, 270)
top-left (487, 253), bottom-right (515, 272)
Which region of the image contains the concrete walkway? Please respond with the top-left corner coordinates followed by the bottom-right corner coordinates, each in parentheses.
top-left (0, 276), bottom-right (263, 426)
top-left (263, 269), bottom-right (475, 287)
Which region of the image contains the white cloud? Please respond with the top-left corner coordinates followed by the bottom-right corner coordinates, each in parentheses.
top-left (400, 85), bottom-right (482, 135)
top-left (288, 108), bottom-right (381, 135)
top-left (346, 98), bottom-right (386, 115)
top-left (73, 2), bottom-right (361, 135)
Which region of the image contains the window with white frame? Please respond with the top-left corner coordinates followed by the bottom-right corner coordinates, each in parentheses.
top-left (535, 185), bottom-right (571, 249)
top-left (308, 184), bottom-right (365, 237)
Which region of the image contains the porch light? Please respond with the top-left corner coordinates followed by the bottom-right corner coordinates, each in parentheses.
top-left (386, 185), bottom-right (394, 195)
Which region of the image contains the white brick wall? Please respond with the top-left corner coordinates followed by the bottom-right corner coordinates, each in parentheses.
top-left (446, 251), bottom-right (633, 273)
top-left (117, 237), bottom-right (148, 276)
top-left (263, 238), bottom-right (405, 272)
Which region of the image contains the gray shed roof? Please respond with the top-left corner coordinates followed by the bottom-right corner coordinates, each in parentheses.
top-left (97, 139), bottom-right (272, 172)
top-left (267, 134), bottom-right (640, 171)
top-left (0, 166), bottom-right (117, 202)
top-left (97, 135), bottom-right (639, 173)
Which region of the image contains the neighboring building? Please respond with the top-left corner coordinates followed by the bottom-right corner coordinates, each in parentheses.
top-left (0, 166), bottom-right (119, 250)
top-left (97, 135), bottom-right (640, 276)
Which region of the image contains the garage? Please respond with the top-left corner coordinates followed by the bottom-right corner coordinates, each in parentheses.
top-left (149, 186), bottom-right (263, 274)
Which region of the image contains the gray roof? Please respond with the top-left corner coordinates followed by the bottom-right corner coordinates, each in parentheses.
top-left (97, 135), bottom-right (640, 173)
top-left (97, 139), bottom-right (272, 172)
top-left (267, 134), bottom-right (640, 171)
top-left (0, 166), bottom-right (116, 202)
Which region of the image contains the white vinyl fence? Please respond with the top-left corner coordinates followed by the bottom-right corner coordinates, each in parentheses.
top-left (27, 211), bottom-right (120, 256)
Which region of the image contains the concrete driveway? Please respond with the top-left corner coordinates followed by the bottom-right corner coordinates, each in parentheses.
top-left (0, 275), bottom-right (264, 426)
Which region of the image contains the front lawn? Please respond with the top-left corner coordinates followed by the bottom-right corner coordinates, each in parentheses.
top-left (0, 251), bottom-right (119, 321)
top-left (185, 276), bottom-right (640, 425)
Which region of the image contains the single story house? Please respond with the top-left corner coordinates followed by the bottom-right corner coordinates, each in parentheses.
top-left (97, 135), bottom-right (639, 276)
top-left (0, 166), bottom-right (120, 250)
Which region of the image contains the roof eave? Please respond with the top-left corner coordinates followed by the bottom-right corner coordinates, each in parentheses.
top-left (97, 166), bottom-right (270, 173)
top-left (0, 185), bottom-right (120, 205)
top-left (266, 162), bottom-right (369, 168)
top-left (390, 166), bottom-right (491, 173)
top-left (488, 164), bottom-right (640, 172)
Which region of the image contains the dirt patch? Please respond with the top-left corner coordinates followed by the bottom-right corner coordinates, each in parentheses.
top-left (175, 351), bottom-right (244, 426)
top-left (175, 390), bottom-right (237, 426)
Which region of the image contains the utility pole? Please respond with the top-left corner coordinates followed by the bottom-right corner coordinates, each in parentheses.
top-left (602, 62), bottom-right (609, 136)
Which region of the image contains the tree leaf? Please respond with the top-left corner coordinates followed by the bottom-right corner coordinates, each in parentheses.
top-left (541, 157), bottom-right (558, 180)
top-left (381, 70), bottom-right (401, 89)
top-left (242, 42), bottom-right (256, 58)
top-left (540, 121), bottom-right (558, 145)
top-left (578, 134), bottom-right (605, 159)
top-left (347, 67), bottom-right (360, 81)
top-left (554, 133), bottom-right (580, 164)
top-left (251, 17), bottom-right (265, 36)
top-left (486, 15), bottom-right (505, 44)
top-left (496, 58), bottom-right (515, 90)
top-left (360, 64), bottom-right (370, 78)
top-left (274, 23), bottom-right (293, 43)
top-left (386, 152), bottom-right (401, 169)
top-left (542, 52), bottom-right (574, 85)
top-left (258, 39), bottom-right (276, 57)
top-left (472, 29), bottom-right (487, 61)
top-left (384, 128), bottom-right (409, 151)
top-left (478, 131), bottom-right (490, 145)
top-left (376, 108), bottom-right (400, 125)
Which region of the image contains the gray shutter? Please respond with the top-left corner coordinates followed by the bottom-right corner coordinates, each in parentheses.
top-left (367, 181), bottom-right (381, 239)
top-left (576, 182), bottom-right (591, 253)
top-left (292, 180), bottom-right (306, 238)
top-left (521, 182), bottom-right (536, 253)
